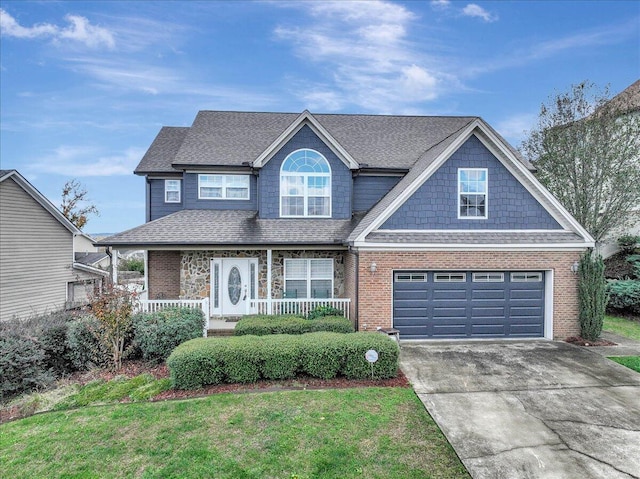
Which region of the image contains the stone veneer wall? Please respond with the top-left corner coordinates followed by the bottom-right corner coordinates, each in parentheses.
top-left (356, 250), bottom-right (582, 340)
top-left (180, 250), bottom-right (346, 300)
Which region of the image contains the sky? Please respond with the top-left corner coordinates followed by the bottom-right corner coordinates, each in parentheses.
top-left (1, 0), bottom-right (638, 234)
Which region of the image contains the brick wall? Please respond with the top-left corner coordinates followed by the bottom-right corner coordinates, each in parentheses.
top-left (148, 250), bottom-right (181, 299)
top-left (357, 250), bottom-right (582, 339)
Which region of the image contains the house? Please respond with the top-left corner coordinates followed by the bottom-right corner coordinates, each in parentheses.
top-left (98, 111), bottom-right (594, 339)
top-left (0, 170), bottom-right (109, 321)
top-left (74, 233), bottom-right (111, 270)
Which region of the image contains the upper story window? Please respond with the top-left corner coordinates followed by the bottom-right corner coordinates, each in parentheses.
top-left (165, 179), bottom-right (181, 203)
top-left (280, 149), bottom-right (331, 217)
top-left (198, 174), bottom-right (250, 200)
top-left (458, 168), bottom-right (487, 219)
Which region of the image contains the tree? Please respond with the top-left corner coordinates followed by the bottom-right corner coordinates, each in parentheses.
top-left (61, 179), bottom-right (99, 230)
top-left (521, 81), bottom-right (640, 243)
top-left (88, 283), bottom-right (137, 370)
top-left (578, 250), bottom-right (607, 341)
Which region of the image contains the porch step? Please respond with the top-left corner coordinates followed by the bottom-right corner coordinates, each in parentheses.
top-left (207, 329), bottom-right (235, 337)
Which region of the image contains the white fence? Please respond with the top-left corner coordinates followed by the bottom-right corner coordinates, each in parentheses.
top-left (137, 298), bottom-right (210, 336)
top-left (249, 298), bottom-right (350, 319)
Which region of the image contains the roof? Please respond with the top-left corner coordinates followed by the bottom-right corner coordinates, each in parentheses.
top-left (0, 169), bottom-right (81, 235)
top-left (606, 79), bottom-right (640, 115)
top-left (98, 210), bottom-right (364, 248)
top-left (75, 252), bottom-right (110, 266)
top-left (135, 111), bottom-right (535, 173)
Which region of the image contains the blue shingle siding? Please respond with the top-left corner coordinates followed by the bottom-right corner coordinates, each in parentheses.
top-left (353, 176), bottom-right (402, 212)
top-left (258, 125), bottom-right (352, 219)
top-left (149, 179), bottom-right (183, 221)
top-left (183, 173), bottom-right (257, 211)
top-left (381, 135), bottom-right (562, 230)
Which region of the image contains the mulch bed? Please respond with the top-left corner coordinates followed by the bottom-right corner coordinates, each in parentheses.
top-left (565, 336), bottom-right (617, 347)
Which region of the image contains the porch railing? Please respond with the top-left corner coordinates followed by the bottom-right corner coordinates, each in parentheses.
top-left (249, 298), bottom-right (350, 319)
top-left (137, 298), bottom-right (210, 337)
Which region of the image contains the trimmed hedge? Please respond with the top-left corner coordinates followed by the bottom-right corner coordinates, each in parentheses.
top-left (167, 332), bottom-right (399, 389)
top-left (607, 280), bottom-right (640, 315)
top-left (132, 307), bottom-right (205, 363)
top-left (234, 314), bottom-right (354, 336)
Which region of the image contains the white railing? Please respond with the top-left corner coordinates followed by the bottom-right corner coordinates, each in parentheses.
top-left (249, 298), bottom-right (350, 319)
top-left (137, 298), bottom-right (210, 336)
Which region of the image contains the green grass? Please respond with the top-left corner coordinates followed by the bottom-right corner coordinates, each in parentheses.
top-left (603, 314), bottom-right (640, 341)
top-left (608, 356), bottom-right (640, 373)
top-left (1, 388), bottom-right (469, 479)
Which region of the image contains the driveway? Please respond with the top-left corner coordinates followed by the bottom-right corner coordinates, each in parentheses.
top-left (400, 341), bottom-right (640, 479)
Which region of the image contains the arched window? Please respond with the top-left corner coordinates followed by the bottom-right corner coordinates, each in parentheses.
top-left (280, 149), bottom-right (331, 217)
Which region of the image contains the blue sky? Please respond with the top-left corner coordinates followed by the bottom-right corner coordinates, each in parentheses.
top-left (1, 0), bottom-right (638, 234)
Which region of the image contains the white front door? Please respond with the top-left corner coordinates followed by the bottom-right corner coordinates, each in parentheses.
top-left (211, 258), bottom-right (258, 316)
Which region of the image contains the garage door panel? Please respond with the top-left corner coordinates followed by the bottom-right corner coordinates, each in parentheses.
top-left (394, 270), bottom-right (544, 339)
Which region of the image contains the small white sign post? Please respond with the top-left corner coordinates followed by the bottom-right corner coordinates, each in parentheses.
top-left (365, 349), bottom-right (379, 380)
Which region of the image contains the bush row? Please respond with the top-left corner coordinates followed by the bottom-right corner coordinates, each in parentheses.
top-left (234, 315), bottom-right (354, 336)
top-left (607, 280), bottom-right (640, 315)
top-left (0, 307), bottom-right (204, 400)
top-left (167, 332), bottom-right (399, 389)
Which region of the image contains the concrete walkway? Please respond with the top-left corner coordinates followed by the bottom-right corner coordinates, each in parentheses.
top-left (400, 340), bottom-right (640, 479)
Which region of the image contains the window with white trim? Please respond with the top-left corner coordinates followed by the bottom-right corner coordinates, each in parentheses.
top-left (394, 273), bottom-right (427, 282)
top-left (164, 180), bottom-right (181, 203)
top-left (280, 149), bottom-right (331, 217)
top-left (511, 272), bottom-right (542, 282)
top-left (472, 272), bottom-right (504, 282)
top-left (459, 168), bottom-right (487, 218)
top-left (284, 258), bottom-right (333, 298)
top-left (434, 272), bottom-right (466, 282)
top-left (198, 174), bottom-right (250, 200)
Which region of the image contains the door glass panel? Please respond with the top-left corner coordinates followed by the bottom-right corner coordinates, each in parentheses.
top-left (228, 267), bottom-right (242, 305)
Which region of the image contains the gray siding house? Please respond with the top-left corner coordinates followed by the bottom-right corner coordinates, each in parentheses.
top-left (99, 111), bottom-right (594, 340)
top-left (0, 170), bottom-right (108, 321)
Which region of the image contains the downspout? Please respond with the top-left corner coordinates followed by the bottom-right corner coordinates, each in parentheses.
top-left (105, 247), bottom-right (114, 285)
top-left (349, 245), bottom-right (359, 331)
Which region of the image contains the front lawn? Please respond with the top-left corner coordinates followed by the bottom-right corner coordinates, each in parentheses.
top-left (603, 314), bottom-right (640, 341)
top-left (1, 387), bottom-right (470, 479)
top-left (608, 356), bottom-right (640, 373)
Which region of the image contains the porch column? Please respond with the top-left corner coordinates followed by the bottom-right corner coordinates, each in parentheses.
top-left (112, 249), bottom-right (119, 285)
top-left (267, 249), bottom-right (272, 314)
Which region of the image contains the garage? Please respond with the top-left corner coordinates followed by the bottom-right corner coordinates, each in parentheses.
top-left (393, 271), bottom-right (545, 339)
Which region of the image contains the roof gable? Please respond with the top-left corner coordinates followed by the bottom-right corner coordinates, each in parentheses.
top-left (0, 170), bottom-right (80, 235)
top-left (349, 119), bottom-right (594, 245)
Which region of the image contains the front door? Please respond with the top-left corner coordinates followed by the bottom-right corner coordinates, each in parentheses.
top-left (211, 258), bottom-right (258, 316)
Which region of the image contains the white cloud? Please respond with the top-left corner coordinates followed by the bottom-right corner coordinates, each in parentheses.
top-left (494, 113), bottom-right (537, 145)
top-left (274, 0), bottom-right (450, 113)
top-left (462, 4), bottom-right (498, 23)
top-left (430, 0), bottom-right (451, 9)
top-left (29, 145), bottom-right (145, 177)
top-left (0, 9), bottom-right (115, 48)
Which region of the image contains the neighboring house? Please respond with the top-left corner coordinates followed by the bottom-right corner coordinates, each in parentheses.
top-left (74, 233), bottom-right (111, 270)
top-left (0, 170), bottom-right (109, 321)
top-left (597, 80), bottom-right (640, 258)
top-left (98, 111), bottom-right (594, 340)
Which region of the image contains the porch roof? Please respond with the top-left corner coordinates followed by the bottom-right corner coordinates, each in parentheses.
top-left (97, 209), bottom-right (363, 248)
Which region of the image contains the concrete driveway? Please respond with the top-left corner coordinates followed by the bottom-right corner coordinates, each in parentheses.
top-left (400, 341), bottom-right (640, 479)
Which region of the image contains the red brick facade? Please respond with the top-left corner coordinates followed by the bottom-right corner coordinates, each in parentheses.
top-left (148, 250), bottom-right (181, 299)
top-left (356, 250), bottom-right (582, 340)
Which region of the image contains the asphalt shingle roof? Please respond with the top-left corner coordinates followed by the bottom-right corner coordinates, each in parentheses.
top-left (74, 252), bottom-right (109, 266)
top-left (98, 210), bottom-right (364, 247)
top-left (135, 127), bottom-right (190, 174)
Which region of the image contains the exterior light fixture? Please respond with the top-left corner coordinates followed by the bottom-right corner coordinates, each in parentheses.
top-left (571, 261), bottom-right (579, 274)
top-left (370, 262), bottom-right (377, 273)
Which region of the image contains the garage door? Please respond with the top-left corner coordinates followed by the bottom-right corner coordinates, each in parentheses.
top-left (393, 271), bottom-right (545, 339)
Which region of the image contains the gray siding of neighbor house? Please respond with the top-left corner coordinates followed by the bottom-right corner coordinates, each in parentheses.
top-left (149, 179), bottom-right (184, 221)
top-left (0, 178), bottom-right (77, 321)
top-left (382, 135), bottom-right (562, 230)
top-left (259, 125), bottom-right (352, 219)
top-left (353, 176), bottom-right (402, 212)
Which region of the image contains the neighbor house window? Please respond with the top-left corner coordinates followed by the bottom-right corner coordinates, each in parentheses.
top-left (198, 174), bottom-right (250, 200)
top-left (458, 168), bottom-right (487, 218)
top-left (284, 258), bottom-right (333, 298)
top-left (164, 180), bottom-right (181, 203)
top-left (280, 149), bottom-right (331, 217)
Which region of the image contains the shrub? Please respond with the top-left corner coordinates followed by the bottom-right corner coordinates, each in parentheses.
top-left (0, 335), bottom-right (54, 400)
top-left (306, 305), bottom-right (344, 320)
top-left (234, 314), bottom-right (354, 336)
top-left (132, 307), bottom-right (205, 363)
top-left (578, 251), bottom-right (608, 341)
top-left (66, 316), bottom-right (111, 370)
top-left (168, 332), bottom-right (399, 390)
top-left (607, 280), bottom-right (640, 315)
top-left (617, 234), bottom-right (640, 254)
